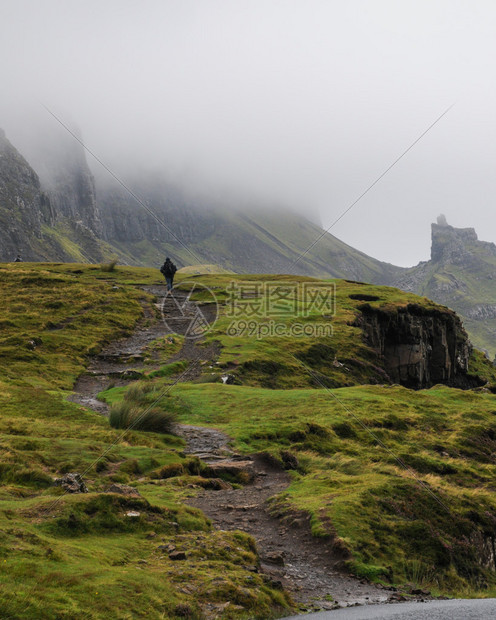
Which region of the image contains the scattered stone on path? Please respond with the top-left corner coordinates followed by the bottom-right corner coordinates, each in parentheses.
top-left (265, 551), bottom-right (285, 566)
top-left (204, 459), bottom-right (255, 482)
top-left (106, 483), bottom-right (141, 497)
top-left (54, 473), bottom-right (88, 493)
top-left (169, 550), bottom-right (187, 561)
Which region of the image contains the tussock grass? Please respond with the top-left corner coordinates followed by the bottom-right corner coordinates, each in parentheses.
top-left (109, 400), bottom-right (176, 433)
top-left (108, 382), bottom-right (189, 433)
top-left (100, 259), bottom-right (118, 272)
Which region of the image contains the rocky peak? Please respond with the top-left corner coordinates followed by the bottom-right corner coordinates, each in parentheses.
top-left (430, 217), bottom-right (495, 265)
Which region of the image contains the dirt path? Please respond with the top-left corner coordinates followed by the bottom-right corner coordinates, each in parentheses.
top-left (179, 425), bottom-right (392, 612)
top-left (70, 286), bottom-right (217, 412)
top-left (71, 283), bottom-right (401, 613)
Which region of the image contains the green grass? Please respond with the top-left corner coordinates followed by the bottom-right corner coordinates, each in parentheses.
top-left (4, 263), bottom-right (496, 616)
top-left (0, 264), bottom-right (291, 619)
top-left (109, 382), bottom-right (185, 432)
top-left (184, 273), bottom-right (496, 389)
top-left (158, 382), bottom-right (496, 593)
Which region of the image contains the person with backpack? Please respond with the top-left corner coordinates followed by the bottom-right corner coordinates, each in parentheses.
top-left (160, 257), bottom-right (177, 291)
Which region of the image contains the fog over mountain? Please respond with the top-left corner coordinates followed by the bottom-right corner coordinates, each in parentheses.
top-left (1, 0), bottom-right (496, 266)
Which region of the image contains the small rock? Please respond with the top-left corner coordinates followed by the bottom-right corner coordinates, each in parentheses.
top-left (409, 587), bottom-right (431, 596)
top-left (281, 450), bottom-right (299, 470)
top-left (146, 532), bottom-right (157, 539)
top-left (205, 459), bottom-right (255, 481)
top-left (265, 551), bottom-right (285, 566)
top-left (125, 511), bottom-right (140, 518)
top-left (54, 473), bottom-right (88, 493)
top-left (106, 483), bottom-right (141, 497)
top-left (169, 551), bottom-right (187, 561)
top-left (266, 578), bottom-right (283, 590)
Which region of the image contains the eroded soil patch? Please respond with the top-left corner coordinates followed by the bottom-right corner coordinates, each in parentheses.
top-left (179, 425), bottom-right (391, 612)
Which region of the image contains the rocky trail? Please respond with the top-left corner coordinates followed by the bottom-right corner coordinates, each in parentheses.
top-left (181, 429), bottom-right (392, 612)
top-left (72, 284), bottom-right (409, 613)
top-left (70, 285), bottom-right (216, 412)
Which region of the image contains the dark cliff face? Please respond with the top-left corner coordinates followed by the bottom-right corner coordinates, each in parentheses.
top-left (0, 129), bottom-right (105, 262)
top-left (383, 217), bottom-right (496, 358)
top-left (357, 302), bottom-right (481, 389)
top-left (0, 129), bottom-right (46, 260)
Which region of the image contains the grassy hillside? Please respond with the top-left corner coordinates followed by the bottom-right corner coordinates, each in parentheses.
top-left (0, 263), bottom-right (288, 619)
top-left (3, 263), bottom-right (496, 617)
top-left (418, 261), bottom-right (496, 359)
top-left (168, 382), bottom-right (496, 590)
top-left (105, 272), bottom-right (496, 595)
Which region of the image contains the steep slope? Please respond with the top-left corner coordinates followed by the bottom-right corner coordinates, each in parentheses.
top-left (0, 128), bottom-right (48, 260)
top-left (0, 127), bottom-right (401, 283)
top-left (388, 216), bottom-right (496, 357)
top-left (0, 129), bottom-right (109, 263)
top-left (98, 174), bottom-right (399, 281)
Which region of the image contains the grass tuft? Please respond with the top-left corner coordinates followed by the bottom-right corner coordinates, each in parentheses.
top-left (100, 259), bottom-right (118, 272)
top-left (109, 383), bottom-right (177, 434)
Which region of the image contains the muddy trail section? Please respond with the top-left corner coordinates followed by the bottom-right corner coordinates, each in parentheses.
top-left (70, 285), bottom-right (218, 413)
top-left (71, 284), bottom-right (412, 614)
top-left (183, 431), bottom-right (395, 612)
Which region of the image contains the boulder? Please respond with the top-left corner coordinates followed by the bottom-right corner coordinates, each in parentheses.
top-left (54, 473), bottom-right (87, 493)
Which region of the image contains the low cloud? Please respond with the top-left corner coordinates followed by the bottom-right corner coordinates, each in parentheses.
top-left (1, 0), bottom-right (496, 266)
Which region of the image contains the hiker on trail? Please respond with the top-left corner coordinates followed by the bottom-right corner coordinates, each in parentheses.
top-left (14, 254), bottom-right (23, 262)
top-left (160, 257), bottom-right (177, 291)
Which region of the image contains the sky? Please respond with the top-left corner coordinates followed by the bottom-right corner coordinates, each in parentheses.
top-left (1, 0), bottom-right (496, 266)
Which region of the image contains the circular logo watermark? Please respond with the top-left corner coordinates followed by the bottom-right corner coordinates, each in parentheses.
top-left (160, 283), bottom-right (219, 340)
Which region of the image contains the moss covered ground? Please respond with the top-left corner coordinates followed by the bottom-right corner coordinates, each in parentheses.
top-left (3, 262), bottom-right (496, 617)
top-left (0, 263), bottom-right (289, 619)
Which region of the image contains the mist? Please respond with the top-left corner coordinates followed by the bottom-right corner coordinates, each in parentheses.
top-left (1, 0), bottom-right (496, 267)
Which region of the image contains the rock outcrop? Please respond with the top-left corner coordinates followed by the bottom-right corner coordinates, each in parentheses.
top-left (0, 128), bottom-right (105, 262)
top-left (357, 301), bottom-right (482, 389)
top-left (384, 216), bottom-right (496, 358)
top-left (0, 129), bottom-right (46, 260)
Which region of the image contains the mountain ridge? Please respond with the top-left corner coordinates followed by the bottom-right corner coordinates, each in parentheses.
top-left (2, 128), bottom-right (496, 355)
